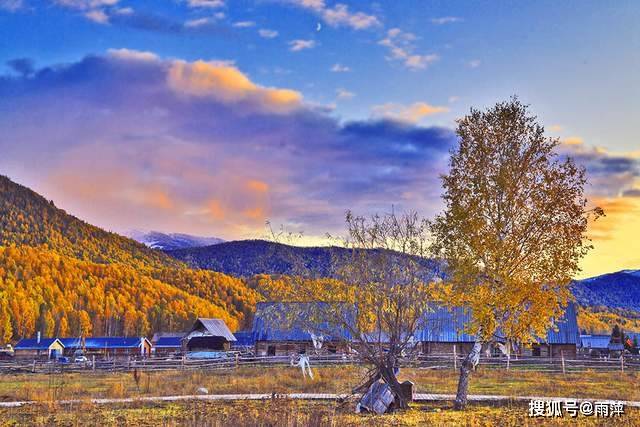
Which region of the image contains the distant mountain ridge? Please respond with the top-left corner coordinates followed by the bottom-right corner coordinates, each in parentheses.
top-left (128, 230), bottom-right (224, 251)
top-left (572, 269), bottom-right (640, 312)
top-left (166, 239), bottom-right (440, 279)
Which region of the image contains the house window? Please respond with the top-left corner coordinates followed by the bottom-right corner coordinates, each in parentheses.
top-left (267, 345), bottom-right (276, 356)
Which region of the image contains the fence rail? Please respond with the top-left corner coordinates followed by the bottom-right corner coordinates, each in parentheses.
top-left (1, 352), bottom-right (639, 375)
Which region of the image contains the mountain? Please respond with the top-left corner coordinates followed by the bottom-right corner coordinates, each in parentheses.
top-left (572, 270), bottom-right (640, 333)
top-left (572, 270), bottom-right (640, 311)
top-left (0, 175), bottom-right (181, 270)
top-left (128, 230), bottom-right (224, 251)
top-left (166, 239), bottom-right (440, 278)
top-left (0, 175), bottom-right (258, 340)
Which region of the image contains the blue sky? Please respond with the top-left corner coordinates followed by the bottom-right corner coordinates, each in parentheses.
top-left (0, 0), bottom-right (639, 276)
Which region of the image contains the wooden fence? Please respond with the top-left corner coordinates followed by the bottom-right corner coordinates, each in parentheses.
top-left (0, 352), bottom-right (639, 375)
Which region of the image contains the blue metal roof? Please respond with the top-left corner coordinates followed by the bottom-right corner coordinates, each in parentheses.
top-left (15, 338), bottom-right (62, 350)
top-left (232, 331), bottom-right (255, 346)
top-left (154, 336), bottom-right (182, 347)
top-left (84, 337), bottom-right (147, 349)
top-left (252, 302), bottom-right (352, 342)
top-left (545, 302), bottom-right (579, 345)
top-left (58, 338), bottom-right (83, 348)
top-left (415, 302), bottom-right (579, 344)
top-left (416, 305), bottom-right (476, 343)
top-left (580, 334), bottom-right (610, 349)
top-left (608, 342), bottom-right (624, 351)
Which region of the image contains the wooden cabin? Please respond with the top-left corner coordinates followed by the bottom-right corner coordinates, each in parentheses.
top-left (252, 302), bottom-right (351, 356)
top-left (182, 318), bottom-right (236, 352)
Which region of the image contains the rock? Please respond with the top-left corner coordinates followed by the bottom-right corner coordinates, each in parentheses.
top-left (196, 387), bottom-right (209, 395)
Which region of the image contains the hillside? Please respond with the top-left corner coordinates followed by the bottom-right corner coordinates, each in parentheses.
top-left (0, 175), bottom-right (182, 270)
top-left (0, 246), bottom-right (258, 340)
top-left (572, 270), bottom-right (640, 311)
top-left (0, 176), bottom-right (259, 341)
top-left (167, 239), bottom-right (440, 278)
top-left (572, 270), bottom-right (640, 333)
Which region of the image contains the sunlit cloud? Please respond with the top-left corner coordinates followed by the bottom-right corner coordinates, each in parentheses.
top-left (371, 102), bottom-right (449, 123)
top-left (186, 0), bottom-right (224, 8)
top-left (0, 50), bottom-right (456, 239)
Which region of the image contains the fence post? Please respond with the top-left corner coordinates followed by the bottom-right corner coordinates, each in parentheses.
top-left (32, 359), bottom-right (36, 373)
top-left (181, 355), bottom-right (185, 370)
top-left (453, 345), bottom-right (457, 370)
top-left (92, 355), bottom-right (95, 371)
top-left (621, 355), bottom-right (624, 372)
top-left (561, 351), bottom-right (565, 375)
top-left (236, 353), bottom-right (239, 369)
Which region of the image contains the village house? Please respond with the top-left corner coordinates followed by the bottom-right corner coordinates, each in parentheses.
top-left (182, 318), bottom-right (236, 352)
top-left (416, 303), bottom-right (579, 358)
top-left (14, 337), bottom-right (64, 359)
top-left (579, 335), bottom-right (612, 357)
top-left (58, 337), bottom-right (83, 357)
top-left (151, 332), bottom-right (185, 356)
top-left (252, 302), bottom-right (351, 356)
top-left (231, 331), bottom-right (255, 351)
top-left (82, 337), bottom-right (152, 358)
top-left (416, 306), bottom-right (476, 356)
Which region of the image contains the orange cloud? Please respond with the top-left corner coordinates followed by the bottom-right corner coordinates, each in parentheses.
top-left (243, 206), bottom-right (266, 221)
top-left (246, 179), bottom-right (269, 193)
top-left (206, 199), bottom-right (226, 220)
top-left (167, 60), bottom-right (302, 113)
top-left (371, 102), bottom-right (449, 123)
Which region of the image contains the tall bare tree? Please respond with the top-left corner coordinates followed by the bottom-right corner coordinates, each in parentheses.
top-left (430, 98), bottom-right (603, 409)
top-left (262, 210), bottom-right (439, 410)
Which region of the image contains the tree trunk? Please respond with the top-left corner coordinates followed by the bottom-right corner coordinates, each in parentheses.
top-left (379, 365), bottom-right (408, 410)
top-left (454, 341), bottom-right (482, 410)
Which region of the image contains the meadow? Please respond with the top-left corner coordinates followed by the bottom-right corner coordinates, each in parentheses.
top-left (1, 366), bottom-right (639, 425)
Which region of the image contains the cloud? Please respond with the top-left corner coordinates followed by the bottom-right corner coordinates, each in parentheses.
top-left (371, 102), bottom-right (449, 123)
top-left (379, 28), bottom-right (439, 70)
top-left (467, 59), bottom-right (481, 68)
top-left (331, 63), bottom-right (350, 72)
top-left (289, 39), bottom-right (316, 51)
top-left (6, 58), bottom-right (35, 76)
top-left (560, 141), bottom-right (640, 199)
top-left (285, 0), bottom-right (380, 30)
top-left (185, 17), bottom-right (211, 28)
top-left (0, 0), bottom-right (23, 11)
top-left (167, 59), bottom-right (302, 113)
top-left (336, 88), bottom-right (354, 100)
top-left (186, 0), bottom-right (224, 8)
top-left (431, 16), bottom-right (463, 25)
top-left (232, 20), bottom-right (255, 28)
top-left (258, 29), bottom-right (279, 38)
top-left (0, 50), bottom-right (456, 238)
top-left (85, 9), bottom-right (109, 23)
top-left (623, 189), bottom-right (640, 197)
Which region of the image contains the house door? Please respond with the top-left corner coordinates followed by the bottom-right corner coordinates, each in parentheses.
top-left (532, 346), bottom-right (541, 357)
top-left (267, 345), bottom-right (276, 356)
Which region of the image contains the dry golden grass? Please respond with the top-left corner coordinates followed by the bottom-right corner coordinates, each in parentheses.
top-left (0, 366), bottom-right (638, 403)
top-left (1, 399), bottom-right (639, 427)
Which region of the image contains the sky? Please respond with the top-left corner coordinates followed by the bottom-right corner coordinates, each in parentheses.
top-left (0, 0), bottom-right (638, 278)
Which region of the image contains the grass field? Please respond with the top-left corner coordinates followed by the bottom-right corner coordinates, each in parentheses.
top-left (1, 399), bottom-right (639, 426)
top-left (1, 366), bottom-right (639, 425)
top-left (1, 366), bottom-right (638, 402)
